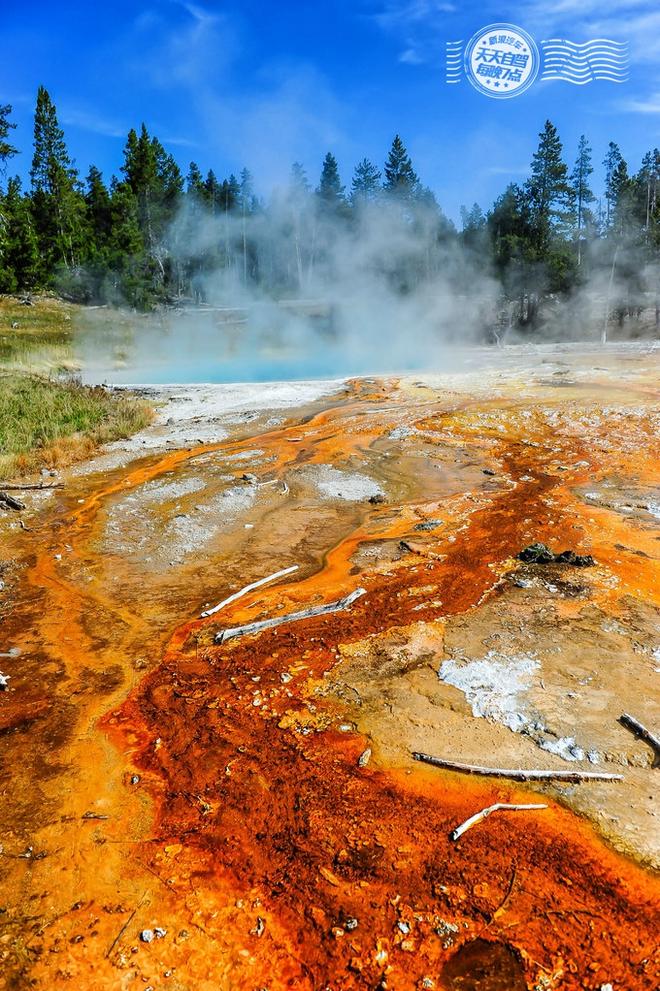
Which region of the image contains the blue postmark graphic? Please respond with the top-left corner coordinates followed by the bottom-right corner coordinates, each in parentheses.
top-left (446, 25), bottom-right (629, 97)
top-left (464, 23), bottom-right (540, 99)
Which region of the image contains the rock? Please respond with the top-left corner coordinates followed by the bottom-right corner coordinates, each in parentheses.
top-left (554, 549), bottom-right (596, 567)
top-left (518, 542), bottom-right (595, 567)
top-left (518, 542), bottom-right (555, 564)
top-left (483, 468), bottom-right (496, 476)
top-left (368, 494), bottom-right (385, 504)
top-left (414, 519), bottom-right (442, 532)
top-left (358, 748), bottom-right (372, 767)
top-left (0, 672), bottom-right (9, 691)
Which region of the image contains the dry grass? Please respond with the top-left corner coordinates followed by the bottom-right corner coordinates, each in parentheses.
top-left (0, 373), bottom-right (154, 479)
top-left (0, 295), bottom-right (154, 479)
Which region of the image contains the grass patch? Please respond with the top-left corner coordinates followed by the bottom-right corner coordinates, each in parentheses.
top-left (0, 373), bottom-right (153, 479)
top-left (0, 295), bottom-right (154, 478)
top-left (0, 295), bottom-right (76, 371)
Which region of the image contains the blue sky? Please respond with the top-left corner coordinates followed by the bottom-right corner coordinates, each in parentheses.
top-left (1, 0), bottom-right (658, 221)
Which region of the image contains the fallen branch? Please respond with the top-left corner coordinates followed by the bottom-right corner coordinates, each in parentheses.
top-left (201, 565), bottom-right (299, 618)
top-left (619, 712), bottom-right (660, 767)
top-left (412, 753), bottom-right (624, 782)
top-left (0, 483), bottom-right (63, 491)
top-left (0, 492), bottom-right (25, 511)
top-left (450, 802), bottom-right (547, 841)
top-left (215, 587), bottom-right (366, 643)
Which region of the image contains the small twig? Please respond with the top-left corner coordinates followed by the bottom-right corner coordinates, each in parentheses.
top-left (18, 519), bottom-right (31, 531)
top-left (619, 712), bottom-right (660, 767)
top-left (492, 867), bottom-right (517, 921)
top-left (105, 891), bottom-right (148, 958)
top-left (478, 867), bottom-right (517, 936)
top-left (450, 803), bottom-right (547, 841)
top-left (215, 587), bottom-right (366, 644)
top-left (412, 753), bottom-right (624, 782)
top-left (201, 565), bottom-right (299, 618)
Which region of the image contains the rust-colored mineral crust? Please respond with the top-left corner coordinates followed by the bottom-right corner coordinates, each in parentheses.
top-left (0, 356), bottom-right (658, 991)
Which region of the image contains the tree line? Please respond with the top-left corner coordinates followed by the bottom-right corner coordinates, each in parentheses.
top-left (0, 86), bottom-right (658, 332)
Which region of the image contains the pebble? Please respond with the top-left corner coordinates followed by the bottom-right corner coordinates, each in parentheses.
top-left (358, 748), bottom-right (372, 768)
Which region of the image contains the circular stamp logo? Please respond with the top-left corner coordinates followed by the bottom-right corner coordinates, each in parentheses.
top-left (464, 23), bottom-right (539, 99)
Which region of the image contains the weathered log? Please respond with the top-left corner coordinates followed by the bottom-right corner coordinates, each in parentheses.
top-left (201, 565), bottom-right (299, 618)
top-left (0, 492), bottom-right (26, 511)
top-left (619, 712), bottom-right (660, 767)
top-left (412, 753), bottom-right (623, 782)
top-left (450, 802), bottom-right (547, 841)
top-left (215, 587), bottom-right (366, 643)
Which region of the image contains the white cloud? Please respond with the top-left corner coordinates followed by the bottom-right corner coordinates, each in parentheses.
top-left (60, 107), bottom-right (127, 139)
top-left (398, 47), bottom-right (425, 64)
top-left (619, 91), bottom-right (660, 113)
top-left (373, 0), bottom-right (456, 30)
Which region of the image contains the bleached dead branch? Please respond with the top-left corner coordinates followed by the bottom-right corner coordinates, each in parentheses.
top-left (619, 712), bottom-right (660, 767)
top-left (412, 753), bottom-right (624, 782)
top-left (450, 802), bottom-right (547, 841)
top-left (215, 587), bottom-right (366, 643)
top-left (201, 565), bottom-right (299, 618)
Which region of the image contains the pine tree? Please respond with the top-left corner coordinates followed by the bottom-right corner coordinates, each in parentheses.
top-left (525, 120), bottom-right (570, 254)
top-left (220, 174), bottom-right (240, 214)
top-left (105, 178), bottom-right (149, 307)
top-left (568, 135), bottom-right (595, 265)
top-left (350, 158), bottom-right (381, 206)
top-left (84, 166), bottom-right (112, 257)
top-left (287, 163), bottom-right (313, 290)
top-left (635, 149), bottom-right (660, 243)
top-left (383, 135), bottom-right (418, 199)
top-left (0, 104), bottom-right (18, 174)
top-left (460, 203), bottom-right (487, 254)
top-left (0, 177), bottom-right (39, 291)
top-left (186, 161), bottom-right (205, 198)
top-left (30, 85), bottom-right (85, 276)
top-left (290, 162), bottom-right (310, 194)
top-left (121, 124), bottom-right (182, 286)
top-left (204, 169), bottom-right (221, 213)
top-left (239, 168), bottom-right (256, 284)
top-left (603, 142), bottom-right (625, 231)
top-left (317, 153), bottom-right (345, 208)
top-left (610, 154), bottom-right (633, 237)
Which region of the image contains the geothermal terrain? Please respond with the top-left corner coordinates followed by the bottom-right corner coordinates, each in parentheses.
top-left (0, 343), bottom-right (658, 991)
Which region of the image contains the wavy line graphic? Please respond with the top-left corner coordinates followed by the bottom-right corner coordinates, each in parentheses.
top-left (542, 37), bottom-right (627, 48)
top-left (446, 40), bottom-right (464, 83)
top-left (540, 38), bottom-right (629, 83)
